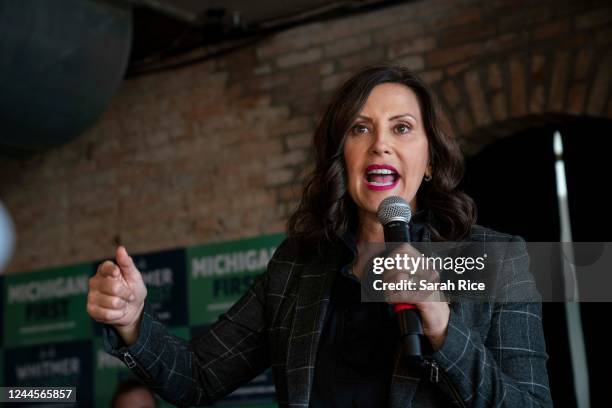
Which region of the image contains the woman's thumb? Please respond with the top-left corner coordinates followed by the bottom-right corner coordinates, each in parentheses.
top-left (116, 246), bottom-right (140, 279)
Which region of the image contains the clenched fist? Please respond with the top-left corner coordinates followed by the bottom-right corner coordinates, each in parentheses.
top-left (87, 246), bottom-right (147, 345)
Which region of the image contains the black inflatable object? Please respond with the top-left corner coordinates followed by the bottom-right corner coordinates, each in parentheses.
top-left (0, 0), bottom-right (132, 150)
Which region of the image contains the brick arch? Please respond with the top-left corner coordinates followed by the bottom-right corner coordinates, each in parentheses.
top-left (432, 49), bottom-right (612, 155)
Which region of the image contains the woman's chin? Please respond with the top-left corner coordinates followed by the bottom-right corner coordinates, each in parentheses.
top-left (352, 184), bottom-right (412, 213)
top-left (368, 192), bottom-right (416, 211)
top-left (361, 195), bottom-right (396, 214)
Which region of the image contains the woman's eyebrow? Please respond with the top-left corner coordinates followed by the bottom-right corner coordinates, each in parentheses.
top-left (356, 113), bottom-right (417, 122)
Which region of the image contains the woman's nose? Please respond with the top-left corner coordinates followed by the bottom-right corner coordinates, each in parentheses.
top-left (370, 131), bottom-right (392, 155)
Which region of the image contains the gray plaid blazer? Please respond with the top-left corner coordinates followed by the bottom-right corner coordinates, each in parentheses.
top-left (103, 224), bottom-right (553, 407)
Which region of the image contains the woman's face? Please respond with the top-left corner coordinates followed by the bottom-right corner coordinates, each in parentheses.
top-left (343, 82), bottom-right (429, 218)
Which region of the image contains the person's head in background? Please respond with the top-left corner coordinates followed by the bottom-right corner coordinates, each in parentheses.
top-left (111, 378), bottom-right (158, 408)
top-left (288, 64), bottom-right (475, 248)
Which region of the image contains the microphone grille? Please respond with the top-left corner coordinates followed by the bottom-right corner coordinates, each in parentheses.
top-left (377, 196), bottom-right (412, 225)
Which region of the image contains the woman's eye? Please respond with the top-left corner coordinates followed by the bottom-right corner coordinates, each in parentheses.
top-left (395, 124), bottom-right (412, 134)
top-left (351, 124), bottom-right (369, 135)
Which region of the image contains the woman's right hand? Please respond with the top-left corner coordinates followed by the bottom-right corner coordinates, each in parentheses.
top-left (87, 246), bottom-right (147, 345)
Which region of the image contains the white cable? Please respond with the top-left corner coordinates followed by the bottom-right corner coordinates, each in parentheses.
top-left (553, 130), bottom-right (590, 408)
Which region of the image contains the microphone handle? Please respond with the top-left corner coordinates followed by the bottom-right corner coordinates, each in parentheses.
top-left (384, 220), bottom-right (425, 364)
top-left (395, 304), bottom-right (424, 364)
top-left (383, 220), bottom-right (410, 242)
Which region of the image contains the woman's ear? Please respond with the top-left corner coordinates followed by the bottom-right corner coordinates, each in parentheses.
top-left (424, 164), bottom-right (433, 181)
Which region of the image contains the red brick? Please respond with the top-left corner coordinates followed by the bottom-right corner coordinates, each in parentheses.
top-left (430, 7), bottom-right (482, 30)
top-left (509, 56), bottom-right (527, 117)
top-left (549, 51), bottom-right (571, 112)
top-left (278, 185), bottom-right (302, 201)
top-left (420, 69), bottom-right (444, 85)
top-left (266, 168), bottom-right (294, 186)
top-left (400, 0), bottom-right (452, 19)
top-left (575, 7), bottom-right (612, 30)
top-left (290, 94), bottom-right (321, 117)
top-left (324, 35), bottom-right (371, 58)
top-left (337, 48), bottom-right (385, 71)
top-left (257, 32), bottom-right (313, 60)
top-left (567, 83), bottom-right (587, 115)
top-left (488, 63), bottom-right (504, 91)
top-left (437, 108), bottom-right (454, 136)
top-left (497, 5), bottom-right (552, 32)
top-left (276, 47), bottom-right (322, 69)
top-left (320, 62), bottom-right (335, 76)
top-left (266, 150), bottom-right (307, 170)
top-left (395, 55), bottom-right (425, 72)
top-left (253, 64), bottom-right (272, 75)
top-left (533, 19), bottom-right (571, 41)
top-left (491, 92), bottom-right (508, 122)
top-left (268, 116), bottom-right (313, 137)
top-left (427, 43), bottom-right (481, 68)
top-left (286, 132), bottom-right (312, 150)
top-left (574, 49), bottom-right (593, 81)
top-left (595, 26), bottom-right (612, 45)
top-left (564, 33), bottom-right (588, 48)
top-left (372, 23), bottom-right (426, 45)
top-left (529, 85), bottom-right (546, 114)
top-left (437, 25), bottom-right (496, 48)
top-left (586, 54), bottom-right (612, 115)
top-left (483, 31), bottom-right (528, 53)
top-left (387, 36), bottom-right (436, 59)
top-left (455, 108), bottom-right (474, 136)
top-left (465, 70), bottom-right (491, 126)
top-left (321, 72), bottom-right (352, 93)
top-left (442, 80), bottom-right (461, 108)
top-left (531, 53), bottom-right (547, 81)
top-left (446, 61), bottom-right (473, 77)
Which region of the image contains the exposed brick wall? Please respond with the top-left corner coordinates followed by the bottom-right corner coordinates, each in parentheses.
top-left (1, 0), bottom-right (610, 273)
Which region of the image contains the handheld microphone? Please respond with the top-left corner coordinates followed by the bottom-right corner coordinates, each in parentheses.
top-left (377, 196), bottom-right (424, 365)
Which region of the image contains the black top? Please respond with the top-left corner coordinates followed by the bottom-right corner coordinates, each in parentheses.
top-left (309, 217), bottom-right (427, 407)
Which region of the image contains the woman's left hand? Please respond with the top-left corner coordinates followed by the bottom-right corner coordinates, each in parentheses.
top-left (412, 300), bottom-right (450, 351)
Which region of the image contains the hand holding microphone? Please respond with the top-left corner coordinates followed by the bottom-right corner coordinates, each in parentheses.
top-left (86, 246), bottom-right (148, 345)
top-left (377, 196), bottom-right (450, 362)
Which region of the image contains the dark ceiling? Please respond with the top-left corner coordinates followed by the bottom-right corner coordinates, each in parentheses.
top-left (124, 0), bottom-right (409, 76)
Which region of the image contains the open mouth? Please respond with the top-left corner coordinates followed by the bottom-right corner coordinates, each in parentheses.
top-left (364, 164), bottom-right (400, 190)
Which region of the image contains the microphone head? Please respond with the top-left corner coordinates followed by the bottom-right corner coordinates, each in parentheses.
top-left (377, 196), bottom-right (412, 225)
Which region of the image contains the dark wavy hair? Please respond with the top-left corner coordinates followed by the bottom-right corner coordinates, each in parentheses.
top-left (287, 64), bottom-right (476, 250)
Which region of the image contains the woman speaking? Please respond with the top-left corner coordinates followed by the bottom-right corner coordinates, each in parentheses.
top-left (86, 65), bottom-right (553, 407)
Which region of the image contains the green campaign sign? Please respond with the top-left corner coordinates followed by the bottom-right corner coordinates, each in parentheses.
top-left (3, 339), bottom-right (93, 406)
top-left (3, 263), bottom-right (94, 347)
top-left (187, 233), bottom-right (284, 325)
top-left (0, 233), bottom-right (285, 406)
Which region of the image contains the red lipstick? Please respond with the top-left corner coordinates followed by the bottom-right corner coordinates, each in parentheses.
top-left (363, 164), bottom-right (400, 191)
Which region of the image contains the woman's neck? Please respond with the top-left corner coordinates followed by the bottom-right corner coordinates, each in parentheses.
top-left (356, 210), bottom-right (385, 243)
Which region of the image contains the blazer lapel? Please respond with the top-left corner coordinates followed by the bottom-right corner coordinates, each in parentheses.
top-left (389, 348), bottom-right (423, 408)
top-left (285, 250), bottom-right (339, 406)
